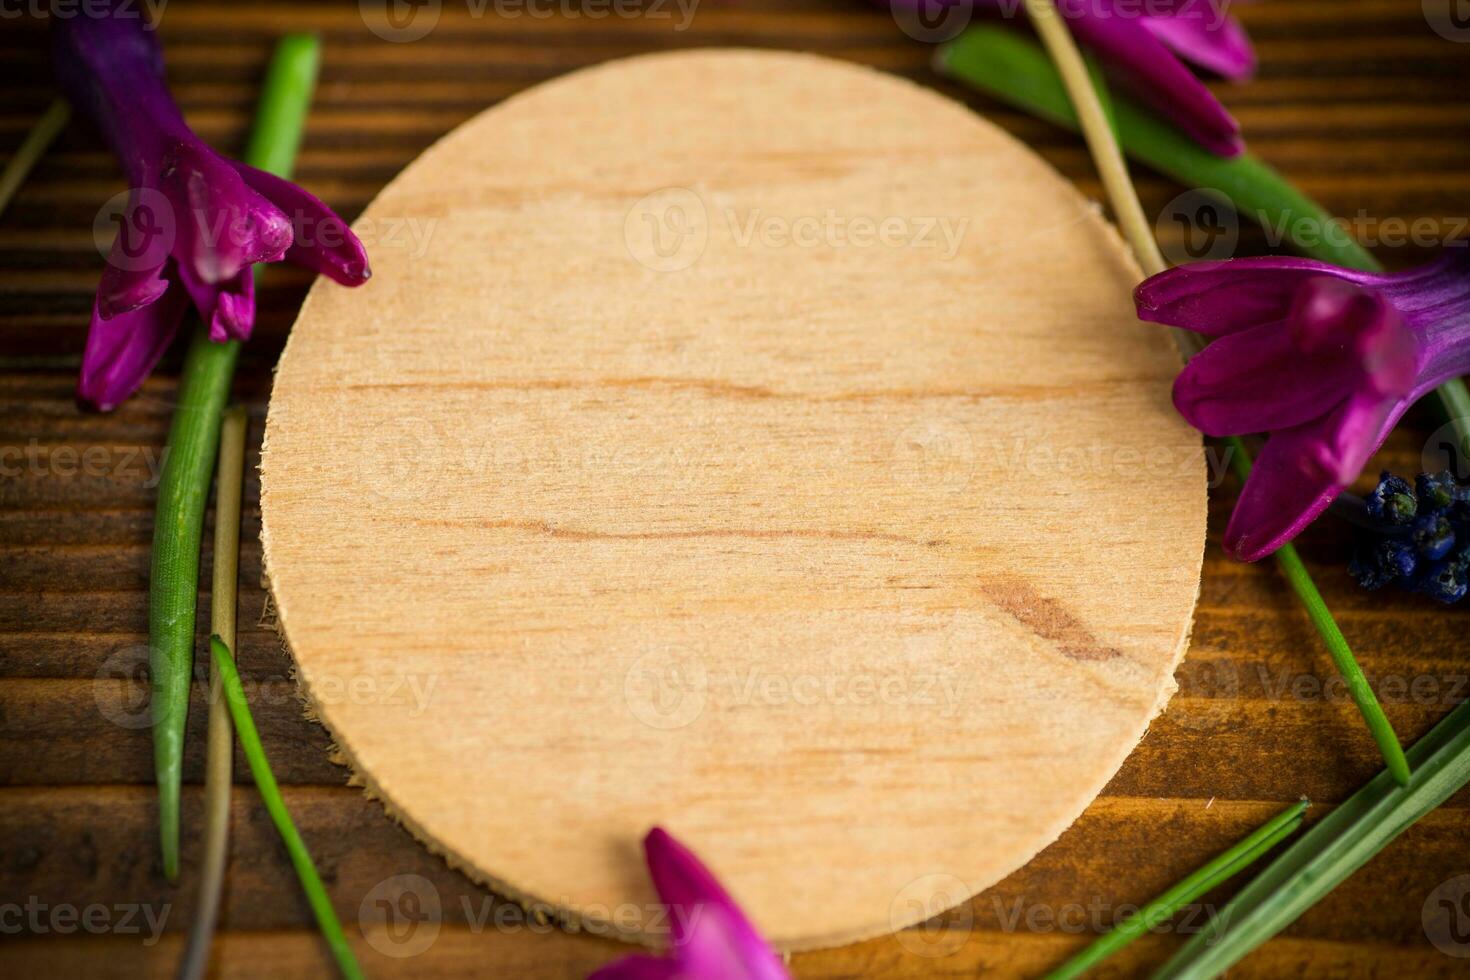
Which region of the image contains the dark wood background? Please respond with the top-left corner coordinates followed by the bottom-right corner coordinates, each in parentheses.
top-left (3, 1), bottom-right (1469, 976)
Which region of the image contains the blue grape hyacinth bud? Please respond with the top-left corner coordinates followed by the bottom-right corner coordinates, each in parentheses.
top-left (1366, 472), bottom-right (1417, 525)
top-left (1351, 471), bottom-right (1468, 603)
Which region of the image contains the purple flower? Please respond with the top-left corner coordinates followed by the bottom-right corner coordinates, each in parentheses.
top-left (889, 0), bottom-right (1254, 156)
top-left (54, 2), bottom-right (369, 410)
top-left (590, 828), bottom-right (790, 980)
top-left (1136, 249), bottom-right (1470, 561)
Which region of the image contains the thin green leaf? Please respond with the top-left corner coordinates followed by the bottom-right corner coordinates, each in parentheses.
top-left (1227, 438), bottom-right (1410, 786)
top-left (1043, 800), bottom-right (1307, 980)
top-left (0, 99), bottom-right (69, 220)
top-left (210, 636), bottom-right (365, 980)
top-left (149, 32), bottom-right (320, 881)
top-left (1153, 697), bottom-right (1470, 978)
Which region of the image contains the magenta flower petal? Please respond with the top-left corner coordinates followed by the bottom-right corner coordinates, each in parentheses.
top-left (1288, 276), bottom-right (1421, 395)
top-left (1225, 391), bottom-right (1406, 561)
top-left (233, 162), bottom-right (372, 286)
top-left (165, 142), bottom-right (294, 284)
top-left (884, 0), bottom-right (1251, 156)
top-left (94, 185), bottom-right (175, 318)
top-left (1173, 320), bottom-right (1360, 436)
top-left (1064, 9), bottom-right (1243, 157)
top-left (1223, 418), bottom-right (1345, 562)
top-left (1135, 256), bottom-right (1382, 336)
top-left (1141, 9), bottom-right (1256, 81)
top-left (77, 268), bottom-right (190, 412)
top-left (592, 828), bottom-right (790, 980)
top-left (177, 260), bottom-right (255, 343)
top-left (587, 955), bottom-right (682, 980)
top-left (646, 829), bottom-right (788, 980)
top-left (1175, 276), bottom-right (1421, 437)
top-left (96, 253), bottom-right (171, 320)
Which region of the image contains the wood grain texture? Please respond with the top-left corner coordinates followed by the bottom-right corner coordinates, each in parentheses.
top-left (3, 1), bottom-right (1470, 976)
top-left (258, 48), bottom-right (1206, 950)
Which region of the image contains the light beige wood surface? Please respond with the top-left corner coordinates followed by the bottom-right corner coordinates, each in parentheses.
top-left (259, 49), bottom-right (1206, 951)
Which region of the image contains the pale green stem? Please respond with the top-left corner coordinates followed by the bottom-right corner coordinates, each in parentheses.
top-left (1023, 0), bottom-right (1409, 786)
top-left (178, 406), bottom-right (247, 980)
top-left (0, 99), bottom-right (69, 219)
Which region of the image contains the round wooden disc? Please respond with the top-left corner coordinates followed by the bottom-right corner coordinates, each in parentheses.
top-left (261, 50), bottom-right (1205, 950)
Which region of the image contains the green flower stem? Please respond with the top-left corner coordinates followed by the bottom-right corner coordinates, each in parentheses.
top-left (210, 637), bottom-right (365, 980)
top-left (936, 24), bottom-right (1470, 447)
top-left (178, 407), bottom-right (247, 980)
top-left (1227, 438), bottom-right (1411, 785)
top-left (1042, 800), bottom-right (1308, 980)
top-left (963, 11), bottom-right (1410, 786)
top-left (1154, 697), bottom-right (1470, 978)
top-left (0, 98), bottom-right (69, 220)
top-left (244, 34), bottom-right (321, 178)
top-left (149, 34), bottom-right (321, 881)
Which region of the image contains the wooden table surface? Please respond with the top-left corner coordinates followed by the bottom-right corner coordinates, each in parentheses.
top-left (2, 1), bottom-right (1469, 977)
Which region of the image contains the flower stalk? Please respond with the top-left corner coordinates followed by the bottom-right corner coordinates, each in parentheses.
top-left (148, 33), bottom-right (322, 881)
top-left (0, 99), bottom-right (69, 220)
top-left (1020, 0), bottom-right (1410, 785)
top-left (178, 405), bottom-right (246, 980)
top-left (211, 636), bottom-right (365, 980)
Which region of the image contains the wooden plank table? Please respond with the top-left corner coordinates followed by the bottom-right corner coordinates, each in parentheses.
top-left (2, 1), bottom-right (1468, 976)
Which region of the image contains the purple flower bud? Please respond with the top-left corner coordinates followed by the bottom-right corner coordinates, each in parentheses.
top-left (590, 828), bottom-right (790, 980)
top-left (886, 0), bottom-right (1254, 156)
top-left (1136, 249), bottom-right (1470, 560)
top-left (54, 0), bottom-right (371, 410)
